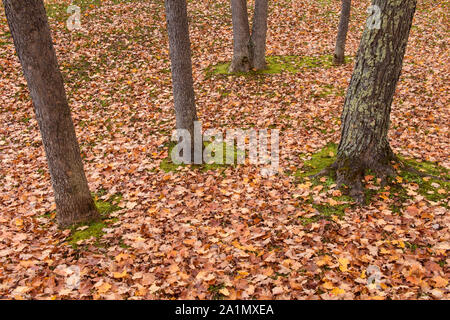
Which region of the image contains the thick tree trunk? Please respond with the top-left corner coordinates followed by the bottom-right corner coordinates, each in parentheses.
top-left (229, 0), bottom-right (252, 72)
top-left (164, 0), bottom-right (198, 157)
top-left (333, 0), bottom-right (351, 65)
top-left (3, 0), bottom-right (99, 228)
top-left (334, 0), bottom-right (417, 202)
top-left (249, 0), bottom-right (269, 70)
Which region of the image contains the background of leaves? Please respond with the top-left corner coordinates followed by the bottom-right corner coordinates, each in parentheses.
top-left (0, 0), bottom-right (448, 299)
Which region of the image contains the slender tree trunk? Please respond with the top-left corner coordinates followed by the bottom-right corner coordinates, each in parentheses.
top-left (333, 0), bottom-right (417, 202)
top-left (229, 0), bottom-right (252, 72)
top-left (249, 0), bottom-right (269, 70)
top-left (164, 0), bottom-right (198, 157)
top-left (333, 0), bottom-right (351, 65)
top-left (3, 0), bottom-right (99, 228)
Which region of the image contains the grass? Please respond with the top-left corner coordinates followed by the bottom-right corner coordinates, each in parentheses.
top-left (206, 54), bottom-right (352, 77)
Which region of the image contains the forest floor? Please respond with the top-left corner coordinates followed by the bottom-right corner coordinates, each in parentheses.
top-left (0, 0), bottom-right (448, 299)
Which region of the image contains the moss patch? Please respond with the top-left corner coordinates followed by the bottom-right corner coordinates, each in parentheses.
top-left (293, 143), bottom-right (353, 224)
top-left (206, 55), bottom-right (352, 77)
top-left (160, 141), bottom-right (245, 173)
top-left (295, 142), bottom-right (337, 178)
top-left (45, 0), bottom-right (103, 22)
top-left (293, 144), bottom-right (449, 221)
top-left (66, 192), bottom-right (122, 248)
top-left (67, 221), bottom-right (107, 248)
top-left (397, 157), bottom-right (449, 207)
top-left (208, 283), bottom-right (227, 300)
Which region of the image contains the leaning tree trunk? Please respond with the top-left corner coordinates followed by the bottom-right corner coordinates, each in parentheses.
top-left (3, 0), bottom-right (99, 228)
top-left (249, 0), bottom-right (269, 70)
top-left (333, 0), bottom-right (417, 202)
top-left (333, 0), bottom-right (351, 65)
top-left (164, 0), bottom-right (198, 158)
top-left (229, 0), bottom-right (252, 72)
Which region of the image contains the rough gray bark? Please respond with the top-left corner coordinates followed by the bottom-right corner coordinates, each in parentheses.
top-left (229, 0), bottom-right (268, 72)
top-left (249, 0), bottom-right (268, 70)
top-left (3, 0), bottom-right (99, 228)
top-left (332, 0), bottom-right (417, 202)
top-left (165, 0), bottom-right (198, 157)
top-left (333, 0), bottom-right (351, 65)
top-left (229, 0), bottom-right (252, 72)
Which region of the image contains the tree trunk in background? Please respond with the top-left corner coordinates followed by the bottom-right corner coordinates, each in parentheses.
top-left (334, 0), bottom-right (417, 202)
top-left (3, 0), bottom-right (99, 228)
top-left (229, 0), bottom-right (251, 72)
top-left (249, 0), bottom-right (269, 70)
top-left (164, 0), bottom-right (198, 157)
top-left (333, 0), bottom-right (351, 65)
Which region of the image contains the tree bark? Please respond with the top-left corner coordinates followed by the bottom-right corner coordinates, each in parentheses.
top-left (3, 0), bottom-right (99, 228)
top-left (229, 0), bottom-right (252, 72)
top-left (333, 0), bottom-right (351, 65)
top-left (333, 0), bottom-right (417, 202)
top-left (164, 0), bottom-right (198, 157)
top-left (249, 0), bottom-right (269, 70)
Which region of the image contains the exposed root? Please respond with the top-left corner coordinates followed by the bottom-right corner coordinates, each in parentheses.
top-left (310, 162), bottom-right (337, 179)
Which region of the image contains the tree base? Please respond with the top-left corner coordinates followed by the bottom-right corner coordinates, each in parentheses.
top-left (313, 149), bottom-right (396, 204)
top-left (333, 54), bottom-right (345, 66)
top-left (253, 59), bottom-right (267, 71)
top-left (57, 202), bottom-right (100, 229)
top-left (229, 57), bottom-right (251, 73)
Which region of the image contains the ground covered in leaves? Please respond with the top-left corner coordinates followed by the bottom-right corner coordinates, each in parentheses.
top-left (0, 0), bottom-right (448, 299)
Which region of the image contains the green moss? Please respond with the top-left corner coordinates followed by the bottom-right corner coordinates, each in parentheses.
top-left (95, 196), bottom-right (122, 215)
top-left (298, 216), bottom-right (321, 226)
top-left (295, 143), bottom-right (337, 178)
top-left (206, 55), bottom-right (352, 77)
top-left (208, 283), bottom-right (226, 300)
top-left (0, 31), bottom-right (11, 49)
top-left (160, 141), bottom-right (245, 173)
top-left (313, 84), bottom-right (346, 98)
top-left (292, 144), bottom-right (449, 222)
top-left (399, 157), bottom-right (449, 179)
top-left (67, 221), bottom-right (107, 248)
top-left (312, 202), bottom-right (350, 217)
top-left (293, 143), bottom-right (355, 223)
top-left (396, 157), bottom-right (449, 206)
top-left (66, 192), bottom-right (122, 248)
top-left (45, 0), bottom-right (103, 22)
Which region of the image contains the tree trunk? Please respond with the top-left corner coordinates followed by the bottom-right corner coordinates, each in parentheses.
top-left (333, 0), bottom-right (351, 65)
top-left (164, 0), bottom-right (198, 158)
top-left (229, 0), bottom-right (252, 72)
top-left (249, 0), bottom-right (269, 70)
top-left (333, 0), bottom-right (417, 202)
top-left (3, 0), bottom-right (99, 228)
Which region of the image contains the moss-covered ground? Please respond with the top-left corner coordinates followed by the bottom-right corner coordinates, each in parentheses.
top-left (293, 143), bottom-right (449, 224)
top-left (66, 192), bottom-right (123, 248)
top-left (206, 54), bottom-right (353, 77)
top-left (159, 141), bottom-right (246, 173)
